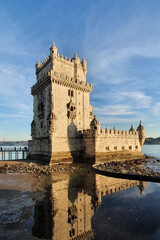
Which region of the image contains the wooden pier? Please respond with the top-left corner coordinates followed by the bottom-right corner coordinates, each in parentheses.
top-left (0, 147), bottom-right (28, 161)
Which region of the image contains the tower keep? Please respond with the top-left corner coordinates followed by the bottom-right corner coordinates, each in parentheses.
top-left (28, 43), bottom-right (93, 164)
top-left (28, 43), bottom-right (145, 164)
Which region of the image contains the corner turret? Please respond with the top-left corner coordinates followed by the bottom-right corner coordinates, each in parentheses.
top-left (129, 124), bottom-right (135, 132)
top-left (81, 57), bottom-right (87, 76)
top-left (35, 60), bottom-right (40, 73)
top-left (137, 120), bottom-right (145, 146)
top-left (72, 53), bottom-right (80, 64)
top-left (90, 115), bottom-right (100, 134)
top-left (50, 42), bottom-right (58, 57)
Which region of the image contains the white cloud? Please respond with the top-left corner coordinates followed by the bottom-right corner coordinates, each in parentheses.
top-left (92, 91), bottom-right (152, 122)
top-left (147, 124), bottom-right (156, 127)
top-left (0, 64), bottom-right (34, 117)
top-left (152, 102), bottom-right (160, 116)
top-left (93, 90), bottom-right (151, 108)
top-left (120, 91), bottom-right (152, 109)
top-left (0, 114), bottom-right (30, 119)
top-left (98, 116), bottom-right (142, 124)
top-left (83, 6), bottom-right (160, 88)
top-left (94, 104), bottom-right (136, 116)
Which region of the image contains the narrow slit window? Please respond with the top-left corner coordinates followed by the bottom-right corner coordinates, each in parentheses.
top-left (71, 90), bottom-right (74, 97)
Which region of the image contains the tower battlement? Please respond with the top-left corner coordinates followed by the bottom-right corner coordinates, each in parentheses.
top-left (83, 128), bottom-right (139, 138)
top-left (35, 43), bottom-right (87, 83)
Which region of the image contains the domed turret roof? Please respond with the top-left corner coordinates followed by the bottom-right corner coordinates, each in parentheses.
top-left (129, 124), bottom-right (135, 132)
top-left (137, 120), bottom-right (144, 131)
top-left (90, 115), bottom-right (100, 126)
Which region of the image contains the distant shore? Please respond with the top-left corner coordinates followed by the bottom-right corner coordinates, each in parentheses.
top-left (0, 141), bottom-right (28, 146)
top-left (144, 137), bottom-right (160, 144)
top-left (0, 138), bottom-right (160, 146)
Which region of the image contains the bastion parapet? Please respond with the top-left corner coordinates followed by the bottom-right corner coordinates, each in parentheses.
top-left (28, 43), bottom-right (145, 164)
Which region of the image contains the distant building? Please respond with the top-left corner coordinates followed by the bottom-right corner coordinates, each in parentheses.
top-left (28, 43), bottom-right (145, 164)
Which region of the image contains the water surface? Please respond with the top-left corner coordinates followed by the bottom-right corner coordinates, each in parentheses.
top-left (0, 145), bottom-right (160, 240)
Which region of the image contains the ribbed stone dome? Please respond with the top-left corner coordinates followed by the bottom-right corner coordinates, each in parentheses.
top-left (137, 120), bottom-right (144, 131)
top-left (129, 124), bottom-right (135, 131)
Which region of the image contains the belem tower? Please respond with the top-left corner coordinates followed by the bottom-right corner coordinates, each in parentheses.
top-left (28, 43), bottom-right (145, 165)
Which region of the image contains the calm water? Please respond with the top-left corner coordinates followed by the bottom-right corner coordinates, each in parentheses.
top-left (142, 144), bottom-right (160, 158)
top-left (0, 145), bottom-right (160, 240)
top-left (0, 145), bottom-right (28, 161)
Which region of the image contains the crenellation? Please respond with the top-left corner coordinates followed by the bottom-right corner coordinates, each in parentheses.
top-left (101, 129), bottom-right (105, 134)
top-left (99, 128), bottom-right (139, 138)
top-left (114, 130), bottom-right (118, 135)
top-left (36, 55), bottom-right (51, 74)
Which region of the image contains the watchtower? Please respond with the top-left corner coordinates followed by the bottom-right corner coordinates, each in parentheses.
top-left (28, 43), bottom-right (93, 164)
top-left (28, 43), bottom-right (145, 164)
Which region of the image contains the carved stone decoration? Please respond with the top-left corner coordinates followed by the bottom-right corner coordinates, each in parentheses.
top-left (37, 92), bottom-right (45, 119)
top-left (37, 102), bottom-right (44, 119)
top-left (47, 111), bottom-right (56, 132)
top-left (67, 100), bottom-right (76, 120)
top-left (68, 204), bottom-right (78, 224)
top-left (31, 120), bottom-right (35, 138)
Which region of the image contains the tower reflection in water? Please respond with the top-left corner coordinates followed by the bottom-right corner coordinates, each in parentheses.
top-left (32, 172), bottom-right (146, 240)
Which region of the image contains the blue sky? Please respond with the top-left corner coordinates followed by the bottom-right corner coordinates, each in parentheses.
top-left (1, 0), bottom-right (160, 140)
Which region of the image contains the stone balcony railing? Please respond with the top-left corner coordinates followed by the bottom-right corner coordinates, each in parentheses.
top-left (31, 71), bottom-right (92, 95)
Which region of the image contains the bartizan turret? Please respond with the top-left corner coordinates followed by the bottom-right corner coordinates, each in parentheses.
top-left (35, 60), bottom-right (40, 74)
top-left (50, 43), bottom-right (58, 68)
top-left (137, 120), bottom-right (145, 146)
top-left (129, 124), bottom-right (135, 132)
top-left (81, 57), bottom-right (87, 76)
top-left (90, 115), bottom-right (100, 135)
top-left (50, 42), bottom-right (58, 57)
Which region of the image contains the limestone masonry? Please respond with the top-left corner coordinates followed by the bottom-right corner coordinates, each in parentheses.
top-left (28, 43), bottom-right (145, 164)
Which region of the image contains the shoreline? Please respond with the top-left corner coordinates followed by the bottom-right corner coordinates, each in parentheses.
top-left (1, 155), bottom-right (160, 182)
top-left (92, 165), bottom-right (160, 183)
top-left (92, 157), bottom-right (160, 183)
top-left (0, 160), bottom-right (92, 174)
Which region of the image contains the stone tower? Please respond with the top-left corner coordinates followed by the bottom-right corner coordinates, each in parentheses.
top-left (28, 43), bottom-right (93, 164)
top-left (28, 43), bottom-right (145, 164)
